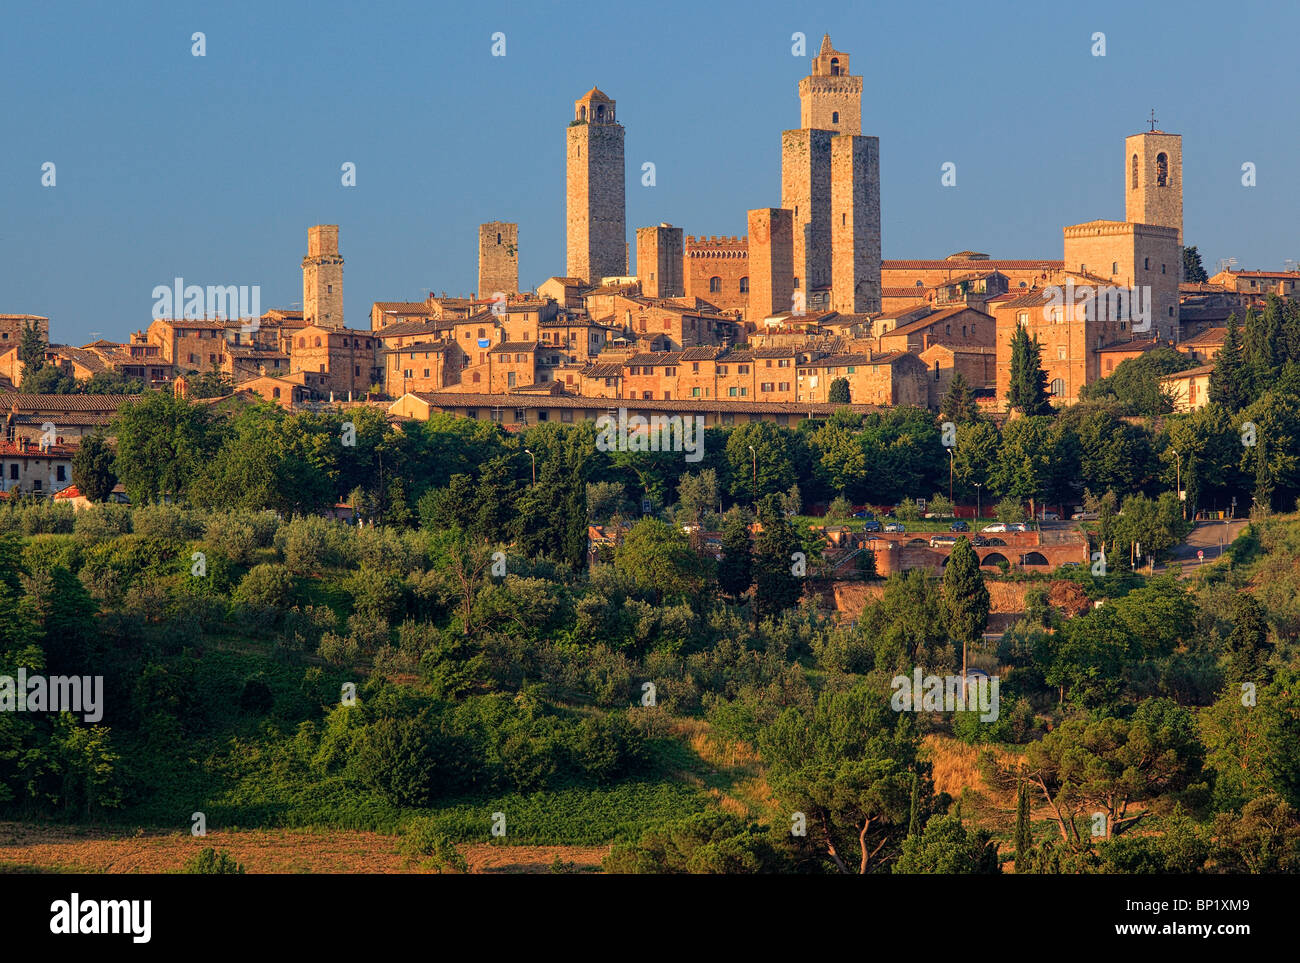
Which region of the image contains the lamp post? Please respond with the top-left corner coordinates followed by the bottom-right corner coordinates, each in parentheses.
top-left (947, 448), bottom-right (954, 508)
top-left (524, 448), bottom-right (536, 486)
top-left (974, 482), bottom-right (982, 523)
top-left (1171, 447), bottom-right (1182, 519)
top-left (748, 445), bottom-right (757, 508)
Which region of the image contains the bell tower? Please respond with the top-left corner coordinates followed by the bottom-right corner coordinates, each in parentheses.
top-left (1125, 118), bottom-right (1182, 246)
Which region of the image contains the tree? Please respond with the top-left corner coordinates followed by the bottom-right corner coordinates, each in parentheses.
top-left (616, 518), bottom-right (708, 604)
top-left (761, 681), bottom-right (928, 874)
top-left (725, 422), bottom-right (801, 503)
top-left (1014, 779), bottom-right (1032, 873)
top-left (940, 372), bottom-right (980, 424)
top-left (111, 391), bottom-right (214, 504)
top-left (71, 433), bottom-right (117, 502)
top-left (751, 495), bottom-right (803, 619)
top-left (994, 496), bottom-right (1025, 523)
top-left (943, 537), bottom-right (990, 677)
top-left (717, 510), bottom-right (753, 601)
top-left (827, 377), bottom-right (851, 405)
top-left (1006, 326), bottom-right (1051, 415)
top-left (18, 321), bottom-right (46, 373)
top-left (1209, 314), bottom-right (1249, 411)
top-left (1181, 245), bottom-right (1209, 283)
top-left (893, 814), bottom-right (1000, 874)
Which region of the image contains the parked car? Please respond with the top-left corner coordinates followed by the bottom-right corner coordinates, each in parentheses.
top-left (1071, 511), bottom-right (1099, 520)
top-left (852, 510), bottom-right (875, 520)
top-left (1010, 522), bottom-right (1029, 532)
top-left (971, 534), bottom-right (988, 546)
top-left (981, 523), bottom-right (1008, 533)
top-left (924, 511), bottom-right (955, 519)
top-left (1039, 511), bottom-right (1060, 521)
top-left (929, 535), bottom-right (958, 547)
top-left (884, 522), bottom-right (905, 533)
top-left (950, 520), bottom-right (969, 532)
top-left (862, 520), bottom-right (882, 532)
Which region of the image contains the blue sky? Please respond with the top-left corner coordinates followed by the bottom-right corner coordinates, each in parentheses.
top-left (2, 0), bottom-right (1296, 344)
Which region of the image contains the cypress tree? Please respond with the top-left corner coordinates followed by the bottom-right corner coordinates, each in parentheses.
top-left (1209, 313), bottom-right (1248, 411)
top-left (717, 511), bottom-right (753, 600)
top-left (1007, 326), bottom-right (1050, 415)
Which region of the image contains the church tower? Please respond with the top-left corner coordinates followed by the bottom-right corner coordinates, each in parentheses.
top-left (1125, 126), bottom-right (1182, 246)
top-left (566, 87), bottom-right (626, 284)
top-left (303, 225), bottom-right (344, 328)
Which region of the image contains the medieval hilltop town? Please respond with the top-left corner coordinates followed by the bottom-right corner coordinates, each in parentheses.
top-left (1, 35), bottom-right (1293, 498)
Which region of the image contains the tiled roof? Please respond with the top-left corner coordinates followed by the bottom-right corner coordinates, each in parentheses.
top-left (883, 259), bottom-right (1062, 270)
top-left (0, 393), bottom-right (135, 412)
top-left (491, 341), bottom-right (541, 353)
top-left (581, 364), bottom-right (623, 378)
top-left (626, 352), bottom-right (684, 366)
top-left (804, 353), bottom-right (875, 367)
top-left (1163, 364), bottom-right (1215, 378)
top-left (373, 301), bottom-right (430, 312)
top-left (1097, 338), bottom-right (1167, 353)
top-left (383, 341), bottom-right (454, 355)
top-left (1181, 327), bottom-right (1226, 345)
top-left (404, 391), bottom-right (884, 416)
top-left (0, 441), bottom-right (77, 456)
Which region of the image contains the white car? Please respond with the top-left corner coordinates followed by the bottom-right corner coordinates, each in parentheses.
top-left (1039, 512), bottom-right (1060, 521)
top-left (981, 523), bottom-right (1007, 533)
top-left (1009, 522), bottom-right (1029, 532)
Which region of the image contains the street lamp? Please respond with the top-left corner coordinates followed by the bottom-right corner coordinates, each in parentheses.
top-left (1171, 447), bottom-right (1182, 519)
top-left (973, 482), bottom-right (982, 522)
top-left (748, 445), bottom-right (757, 507)
top-left (947, 448), bottom-right (954, 508)
top-left (524, 448), bottom-right (536, 486)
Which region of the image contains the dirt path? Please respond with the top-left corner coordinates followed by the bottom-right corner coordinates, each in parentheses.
top-left (0, 822), bottom-right (609, 874)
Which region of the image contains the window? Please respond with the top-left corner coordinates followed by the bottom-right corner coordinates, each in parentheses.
top-left (272, 387), bottom-right (281, 399)
top-left (472, 372), bottom-right (481, 383)
top-left (403, 369), bottom-right (413, 378)
top-left (739, 387), bottom-right (747, 396)
top-left (1050, 378), bottom-right (1065, 396)
top-left (1017, 311), bottom-right (1029, 326)
top-left (739, 277), bottom-right (749, 293)
top-left (513, 409), bottom-right (525, 423)
top-left (1057, 346), bottom-right (1067, 360)
top-left (1161, 264), bottom-right (1166, 274)
top-left (1131, 153), bottom-right (1138, 189)
top-left (832, 111), bottom-right (839, 124)
top-left (709, 276), bottom-right (722, 293)
top-left (765, 360), bottom-right (772, 368)
top-left (491, 409), bottom-right (503, 422)
top-left (692, 362), bottom-right (700, 373)
top-left (779, 382), bottom-right (790, 391)
top-left (830, 57), bottom-right (839, 75)
top-left (692, 387), bottom-right (701, 397)
top-left (561, 409), bottom-right (574, 423)
top-left (729, 387), bottom-right (737, 397)
top-left (8, 465), bottom-right (15, 479)
top-left (934, 360), bottom-right (940, 381)
top-left (315, 337), bottom-right (322, 347)
top-left (738, 364), bottom-right (749, 374)
top-left (761, 382), bottom-right (774, 392)
top-left (945, 324), bottom-right (951, 335)
top-left (846, 366), bottom-right (855, 374)
top-left (1144, 257), bottom-right (1150, 270)
top-left (423, 368), bottom-right (430, 378)
top-left (1156, 152), bottom-right (1168, 187)
top-left (664, 391), bottom-right (671, 400)
top-left (354, 365), bottom-right (360, 376)
top-left (793, 277), bottom-right (800, 289)
top-left (1112, 261), bottom-right (1119, 275)
top-left (642, 391), bottom-right (651, 400)
top-left (537, 410), bottom-right (548, 421)
top-left (718, 365), bottom-right (728, 375)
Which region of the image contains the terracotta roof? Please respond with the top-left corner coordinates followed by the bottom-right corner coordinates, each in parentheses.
top-left (403, 391), bottom-right (883, 416)
top-left (1217, 270), bottom-right (1300, 278)
top-left (804, 353), bottom-right (875, 367)
top-left (626, 352), bottom-right (684, 366)
top-left (1097, 338), bottom-right (1167, 354)
top-left (883, 259), bottom-right (1062, 270)
top-left (0, 393), bottom-right (134, 412)
top-left (373, 301), bottom-right (430, 313)
top-left (0, 440), bottom-right (77, 456)
top-left (491, 341), bottom-right (541, 353)
top-left (383, 341), bottom-right (455, 355)
top-left (1162, 364), bottom-right (1215, 378)
top-left (582, 363), bottom-right (623, 378)
top-left (1181, 327), bottom-right (1226, 345)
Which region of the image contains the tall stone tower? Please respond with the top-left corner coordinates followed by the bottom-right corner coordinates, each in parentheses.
top-left (800, 34), bottom-right (863, 135)
top-left (635, 223), bottom-right (684, 298)
top-left (1125, 128), bottom-right (1182, 246)
top-left (782, 129), bottom-right (833, 294)
top-left (782, 35), bottom-right (881, 313)
top-left (566, 88), bottom-right (626, 285)
top-left (478, 222), bottom-right (519, 299)
top-left (747, 208), bottom-right (794, 319)
top-left (831, 136), bottom-right (881, 314)
top-left (303, 225), bottom-right (344, 328)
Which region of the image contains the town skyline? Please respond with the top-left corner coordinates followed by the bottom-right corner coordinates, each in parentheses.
top-left (3, 0), bottom-right (1297, 344)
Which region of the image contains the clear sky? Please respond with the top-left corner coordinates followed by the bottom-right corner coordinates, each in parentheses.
top-left (2, 0), bottom-right (1296, 344)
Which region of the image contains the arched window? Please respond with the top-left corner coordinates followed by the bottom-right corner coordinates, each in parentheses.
top-left (1131, 154), bottom-right (1138, 188)
top-left (1156, 152), bottom-right (1168, 186)
top-left (472, 372), bottom-right (481, 383)
top-left (793, 277), bottom-right (801, 290)
top-left (830, 57), bottom-right (839, 75)
top-left (272, 387), bottom-right (281, 399)
top-left (314, 337), bottom-right (322, 347)
top-left (497, 232), bottom-right (502, 244)
top-left (579, 106), bottom-right (586, 121)
top-left (832, 111), bottom-right (839, 124)
top-left (739, 277), bottom-right (749, 293)
top-left (709, 276), bottom-right (722, 293)
top-left (914, 280), bottom-right (923, 287)
top-left (298, 337), bottom-right (305, 348)
top-left (1050, 377), bottom-right (1065, 395)
top-left (595, 104), bottom-right (605, 122)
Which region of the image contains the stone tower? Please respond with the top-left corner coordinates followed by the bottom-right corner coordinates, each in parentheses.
top-left (831, 135), bottom-right (881, 314)
top-left (303, 225), bottom-right (343, 328)
top-left (478, 222), bottom-right (519, 299)
top-left (781, 35), bottom-right (881, 313)
top-left (800, 34), bottom-right (863, 135)
top-left (1125, 128), bottom-right (1182, 246)
top-left (566, 87), bottom-right (626, 285)
top-left (782, 128), bottom-right (833, 294)
top-left (635, 223), bottom-right (684, 298)
top-left (747, 208), bottom-right (794, 319)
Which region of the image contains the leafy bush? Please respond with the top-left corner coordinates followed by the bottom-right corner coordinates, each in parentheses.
top-left (183, 848), bottom-right (246, 874)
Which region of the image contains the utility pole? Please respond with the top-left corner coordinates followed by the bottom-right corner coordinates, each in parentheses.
top-left (1172, 447), bottom-right (1183, 520)
top-left (948, 448), bottom-right (954, 507)
top-left (748, 445), bottom-right (757, 509)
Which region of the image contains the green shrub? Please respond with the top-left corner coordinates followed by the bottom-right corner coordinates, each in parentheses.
top-left (183, 848), bottom-right (246, 874)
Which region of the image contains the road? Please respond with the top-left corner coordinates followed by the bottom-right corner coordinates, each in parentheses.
top-left (1154, 519), bottom-right (1248, 574)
